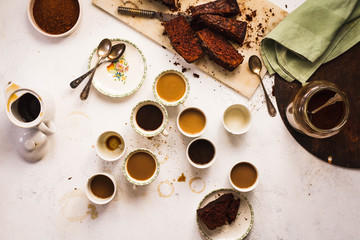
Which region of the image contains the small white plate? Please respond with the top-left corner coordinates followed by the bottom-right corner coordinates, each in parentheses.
top-left (88, 39), bottom-right (147, 98)
top-left (197, 189), bottom-right (254, 240)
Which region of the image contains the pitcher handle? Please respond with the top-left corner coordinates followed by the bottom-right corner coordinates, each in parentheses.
top-left (38, 120), bottom-right (56, 135)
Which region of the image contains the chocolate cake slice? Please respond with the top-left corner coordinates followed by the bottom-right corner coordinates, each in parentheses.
top-left (197, 193), bottom-right (240, 230)
top-left (164, 16), bottom-right (204, 63)
top-left (189, 0), bottom-right (240, 18)
top-left (196, 28), bottom-right (243, 71)
top-left (199, 14), bottom-right (247, 45)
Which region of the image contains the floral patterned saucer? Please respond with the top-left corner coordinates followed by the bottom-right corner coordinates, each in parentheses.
top-left (88, 39), bottom-right (147, 98)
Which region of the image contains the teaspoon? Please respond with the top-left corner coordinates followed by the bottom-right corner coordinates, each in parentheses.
top-left (80, 43), bottom-right (126, 101)
top-left (248, 55), bottom-right (277, 117)
top-left (310, 93), bottom-right (342, 114)
top-left (70, 38), bottom-right (112, 89)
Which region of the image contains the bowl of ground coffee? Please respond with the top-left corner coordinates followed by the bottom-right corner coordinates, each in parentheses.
top-left (28, 0), bottom-right (81, 37)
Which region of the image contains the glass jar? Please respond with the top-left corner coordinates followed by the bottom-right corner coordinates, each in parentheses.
top-left (286, 81), bottom-right (349, 138)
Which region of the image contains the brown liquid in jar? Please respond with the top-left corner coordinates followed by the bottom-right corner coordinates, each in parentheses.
top-left (307, 90), bottom-right (345, 130)
top-left (136, 104), bottom-right (163, 131)
top-left (230, 162), bottom-right (257, 189)
top-left (90, 175), bottom-right (115, 199)
top-left (126, 152), bottom-right (156, 181)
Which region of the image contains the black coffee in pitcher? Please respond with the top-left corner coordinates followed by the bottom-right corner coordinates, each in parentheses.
top-left (17, 93), bottom-right (41, 122)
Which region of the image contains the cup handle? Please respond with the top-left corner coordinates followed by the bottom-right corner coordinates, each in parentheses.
top-left (38, 120), bottom-right (56, 135)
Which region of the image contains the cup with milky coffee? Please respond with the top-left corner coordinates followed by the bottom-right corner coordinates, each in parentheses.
top-left (229, 161), bottom-right (259, 192)
top-left (131, 100), bottom-right (168, 137)
top-left (86, 172), bottom-right (117, 204)
top-left (123, 148), bottom-right (160, 186)
top-left (153, 70), bottom-right (190, 106)
top-left (177, 107), bottom-right (206, 138)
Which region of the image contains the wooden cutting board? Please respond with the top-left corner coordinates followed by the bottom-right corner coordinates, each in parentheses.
top-left (274, 42), bottom-right (360, 168)
top-left (92, 0), bottom-right (287, 98)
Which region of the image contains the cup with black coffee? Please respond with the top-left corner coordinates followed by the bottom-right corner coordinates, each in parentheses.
top-left (122, 148), bottom-right (160, 186)
top-left (130, 100), bottom-right (168, 137)
top-left (86, 172), bottom-right (117, 205)
top-left (186, 138), bottom-right (216, 169)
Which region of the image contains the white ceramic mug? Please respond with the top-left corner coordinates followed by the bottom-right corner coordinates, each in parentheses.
top-left (130, 100), bottom-right (168, 137)
top-left (222, 104), bottom-right (252, 135)
top-left (95, 130), bottom-right (126, 161)
top-left (122, 148), bottom-right (160, 186)
top-left (153, 69), bottom-right (190, 107)
top-left (86, 172), bottom-right (117, 205)
top-left (5, 82), bottom-right (56, 135)
top-left (177, 107), bottom-right (207, 138)
top-left (229, 161), bottom-right (259, 192)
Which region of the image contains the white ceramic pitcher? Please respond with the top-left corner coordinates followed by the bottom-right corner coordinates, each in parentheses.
top-left (5, 82), bottom-right (56, 161)
top-left (5, 82), bottom-right (56, 135)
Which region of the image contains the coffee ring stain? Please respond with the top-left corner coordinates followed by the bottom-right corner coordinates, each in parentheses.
top-left (189, 177), bottom-right (205, 193)
top-left (157, 180), bottom-right (174, 198)
top-left (59, 189), bottom-right (89, 222)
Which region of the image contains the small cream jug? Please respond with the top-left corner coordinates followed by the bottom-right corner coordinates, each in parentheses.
top-left (5, 82), bottom-right (56, 135)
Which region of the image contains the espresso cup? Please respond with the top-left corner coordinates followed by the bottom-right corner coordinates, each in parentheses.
top-left (123, 148), bottom-right (160, 186)
top-left (229, 161), bottom-right (259, 192)
top-left (186, 138), bottom-right (216, 169)
top-left (95, 131), bottom-right (126, 161)
top-left (5, 82), bottom-right (56, 135)
top-left (222, 104), bottom-right (252, 135)
top-left (130, 100), bottom-right (168, 137)
top-left (177, 107), bottom-right (206, 138)
top-left (86, 172), bottom-right (117, 205)
top-left (153, 70), bottom-right (190, 106)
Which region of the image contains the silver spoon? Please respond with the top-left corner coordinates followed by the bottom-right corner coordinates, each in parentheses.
top-left (249, 55), bottom-right (277, 117)
top-left (70, 43), bottom-right (126, 89)
top-left (80, 43), bottom-right (126, 101)
top-left (310, 93), bottom-right (342, 114)
top-left (71, 38), bottom-right (112, 89)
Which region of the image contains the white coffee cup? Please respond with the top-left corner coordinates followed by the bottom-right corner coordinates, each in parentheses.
top-left (5, 82), bottom-right (56, 135)
top-left (86, 172), bottom-right (117, 205)
top-left (222, 104), bottom-right (252, 135)
top-left (153, 69), bottom-right (190, 106)
top-left (95, 131), bottom-right (126, 161)
top-left (229, 161), bottom-right (259, 192)
top-left (186, 138), bottom-right (216, 169)
top-left (130, 100), bottom-right (168, 137)
top-left (122, 148), bottom-right (160, 186)
top-left (177, 107), bottom-right (207, 138)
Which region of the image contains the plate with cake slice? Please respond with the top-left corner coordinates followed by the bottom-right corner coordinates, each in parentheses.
top-left (197, 188), bottom-right (253, 240)
top-left (88, 39), bottom-right (147, 98)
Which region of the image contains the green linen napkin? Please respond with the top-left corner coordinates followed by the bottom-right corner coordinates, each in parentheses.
top-left (260, 0), bottom-right (360, 83)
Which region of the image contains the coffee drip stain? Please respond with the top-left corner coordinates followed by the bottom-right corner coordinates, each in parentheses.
top-left (157, 180), bottom-right (174, 198)
top-left (189, 177), bottom-right (205, 193)
top-left (177, 173), bottom-right (186, 182)
top-left (87, 204), bottom-right (99, 220)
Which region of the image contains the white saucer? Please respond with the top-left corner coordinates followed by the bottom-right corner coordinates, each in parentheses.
top-left (88, 39), bottom-right (147, 98)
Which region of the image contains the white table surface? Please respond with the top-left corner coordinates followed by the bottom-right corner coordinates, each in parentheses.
top-left (1, 0), bottom-right (360, 239)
